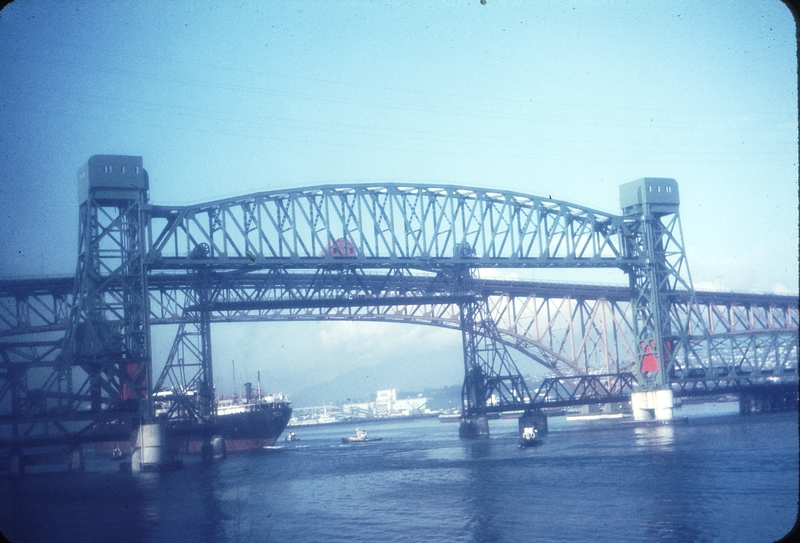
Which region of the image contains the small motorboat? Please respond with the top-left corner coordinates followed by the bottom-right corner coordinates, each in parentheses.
top-left (519, 426), bottom-right (540, 447)
top-left (341, 428), bottom-right (382, 444)
top-left (285, 432), bottom-right (299, 442)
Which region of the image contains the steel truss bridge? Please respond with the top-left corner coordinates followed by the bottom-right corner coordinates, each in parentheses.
top-left (0, 155), bottom-right (797, 447)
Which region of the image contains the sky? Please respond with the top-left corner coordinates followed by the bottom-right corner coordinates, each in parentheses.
top-left (0, 0), bottom-right (797, 403)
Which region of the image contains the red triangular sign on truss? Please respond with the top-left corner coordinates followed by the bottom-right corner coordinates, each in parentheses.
top-left (641, 341), bottom-right (659, 373)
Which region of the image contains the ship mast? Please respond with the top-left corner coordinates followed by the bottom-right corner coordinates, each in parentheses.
top-left (232, 360), bottom-right (237, 402)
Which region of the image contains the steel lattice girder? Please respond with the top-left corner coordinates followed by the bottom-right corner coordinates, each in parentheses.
top-left (139, 271), bottom-right (797, 379)
top-left (0, 277), bottom-right (797, 436)
top-left (6, 277), bottom-right (795, 338)
top-left (154, 269), bottom-right (217, 422)
top-left (1, 274), bottom-right (797, 378)
top-left (152, 315), bottom-right (213, 423)
top-left (147, 184), bottom-right (636, 269)
top-left (526, 373), bottom-right (638, 408)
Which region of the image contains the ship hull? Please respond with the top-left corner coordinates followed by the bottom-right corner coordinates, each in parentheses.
top-left (177, 401), bottom-right (293, 453)
top-left (96, 401), bottom-right (292, 455)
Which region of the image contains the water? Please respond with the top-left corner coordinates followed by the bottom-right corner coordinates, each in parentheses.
top-left (1, 403), bottom-right (797, 543)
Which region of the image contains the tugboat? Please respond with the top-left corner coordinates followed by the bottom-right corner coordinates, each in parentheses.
top-left (285, 432), bottom-right (299, 442)
top-left (519, 426), bottom-right (540, 447)
top-left (341, 428), bottom-right (382, 444)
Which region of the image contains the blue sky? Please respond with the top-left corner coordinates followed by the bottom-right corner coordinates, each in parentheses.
top-left (0, 0), bottom-right (796, 400)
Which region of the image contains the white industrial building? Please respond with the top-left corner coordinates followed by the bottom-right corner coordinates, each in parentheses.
top-left (342, 388), bottom-right (427, 418)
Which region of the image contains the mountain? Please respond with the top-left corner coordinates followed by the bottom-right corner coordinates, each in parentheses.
top-left (289, 355), bottom-right (463, 407)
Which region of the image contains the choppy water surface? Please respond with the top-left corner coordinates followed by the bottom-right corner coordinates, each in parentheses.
top-left (1, 402), bottom-right (797, 542)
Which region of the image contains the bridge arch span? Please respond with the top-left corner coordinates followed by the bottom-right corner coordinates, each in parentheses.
top-left (148, 183), bottom-right (634, 270)
top-left (157, 310), bottom-right (591, 378)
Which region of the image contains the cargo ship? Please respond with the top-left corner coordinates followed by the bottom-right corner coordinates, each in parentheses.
top-left (166, 391), bottom-right (293, 454)
top-left (97, 391), bottom-right (292, 457)
top-left (211, 393), bottom-right (293, 452)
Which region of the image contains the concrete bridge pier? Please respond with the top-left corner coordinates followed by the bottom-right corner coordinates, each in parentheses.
top-left (518, 410), bottom-right (548, 436)
top-left (631, 389), bottom-right (674, 421)
top-left (458, 416), bottom-right (490, 438)
top-left (131, 422), bottom-right (181, 473)
top-left (212, 436), bottom-right (227, 460)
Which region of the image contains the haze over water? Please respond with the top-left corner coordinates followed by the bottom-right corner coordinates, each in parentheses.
top-left (1, 403), bottom-right (796, 542)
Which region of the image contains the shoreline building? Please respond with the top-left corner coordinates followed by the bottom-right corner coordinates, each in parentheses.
top-left (342, 389), bottom-right (427, 418)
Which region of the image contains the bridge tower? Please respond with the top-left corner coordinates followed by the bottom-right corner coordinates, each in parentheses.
top-left (620, 178), bottom-right (703, 421)
top-left (65, 155), bottom-right (153, 418)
